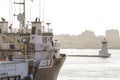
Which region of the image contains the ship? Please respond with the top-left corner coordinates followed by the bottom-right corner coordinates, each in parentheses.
top-left (0, 0), bottom-right (66, 80)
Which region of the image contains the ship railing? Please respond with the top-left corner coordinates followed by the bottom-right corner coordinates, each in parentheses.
top-left (43, 28), bottom-right (53, 33)
top-left (9, 28), bottom-right (31, 33)
top-left (13, 54), bottom-right (34, 59)
top-left (8, 28), bottom-right (19, 33)
top-left (0, 75), bottom-right (21, 80)
top-left (0, 73), bottom-right (8, 78)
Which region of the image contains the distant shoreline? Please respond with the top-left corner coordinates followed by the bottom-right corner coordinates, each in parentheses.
top-left (54, 29), bottom-right (120, 49)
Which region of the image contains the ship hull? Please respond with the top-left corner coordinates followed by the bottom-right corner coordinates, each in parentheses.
top-left (34, 54), bottom-right (66, 80)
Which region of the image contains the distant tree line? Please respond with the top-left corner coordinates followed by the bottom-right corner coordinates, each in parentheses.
top-left (54, 29), bottom-right (120, 49)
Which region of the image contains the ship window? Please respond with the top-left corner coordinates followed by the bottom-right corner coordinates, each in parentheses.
top-left (0, 29), bottom-right (1, 34)
top-left (32, 27), bottom-right (36, 34)
top-left (50, 37), bottom-right (52, 42)
top-left (10, 78), bottom-right (14, 80)
top-left (3, 37), bottom-right (8, 43)
top-left (37, 29), bottom-right (41, 35)
top-left (42, 37), bottom-right (47, 43)
top-left (10, 44), bottom-right (15, 49)
top-left (1, 78), bottom-right (8, 80)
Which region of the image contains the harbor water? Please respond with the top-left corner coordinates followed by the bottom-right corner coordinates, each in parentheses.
top-left (58, 49), bottom-right (120, 80)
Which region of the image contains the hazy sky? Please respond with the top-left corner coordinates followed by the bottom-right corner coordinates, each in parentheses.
top-left (1, 0), bottom-right (120, 36)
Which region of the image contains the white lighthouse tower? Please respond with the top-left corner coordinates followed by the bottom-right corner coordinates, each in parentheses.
top-left (99, 39), bottom-right (111, 58)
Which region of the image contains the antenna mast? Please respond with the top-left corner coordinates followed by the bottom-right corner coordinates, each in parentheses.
top-left (14, 0), bottom-right (26, 30)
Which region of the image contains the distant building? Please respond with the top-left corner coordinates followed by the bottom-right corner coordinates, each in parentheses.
top-left (106, 29), bottom-right (119, 39)
top-left (105, 29), bottom-right (120, 49)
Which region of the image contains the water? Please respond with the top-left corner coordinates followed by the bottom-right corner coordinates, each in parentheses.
top-left (58, 49), bottom-right (120, 80)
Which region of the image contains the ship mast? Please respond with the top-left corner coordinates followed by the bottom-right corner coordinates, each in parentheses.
top-left (14, 0), bottom-right (26, 31)
top-left (23, 0), bottom-right (25, 28)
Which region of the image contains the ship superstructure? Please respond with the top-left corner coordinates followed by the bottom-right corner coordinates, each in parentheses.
top-left (0, 0), bottom-right (66, 80)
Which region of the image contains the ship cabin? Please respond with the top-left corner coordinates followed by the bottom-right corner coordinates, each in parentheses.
top-left (0, 18), bottom-right (59, 60)
top-left (30, 21), bottom-right (53, 51)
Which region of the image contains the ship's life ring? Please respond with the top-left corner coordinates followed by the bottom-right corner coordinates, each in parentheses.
top-left (29, 43), bottom-right (35, 51)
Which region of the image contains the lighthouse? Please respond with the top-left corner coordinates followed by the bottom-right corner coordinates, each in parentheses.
top-left (99, 39), bottom-right (111, 58)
